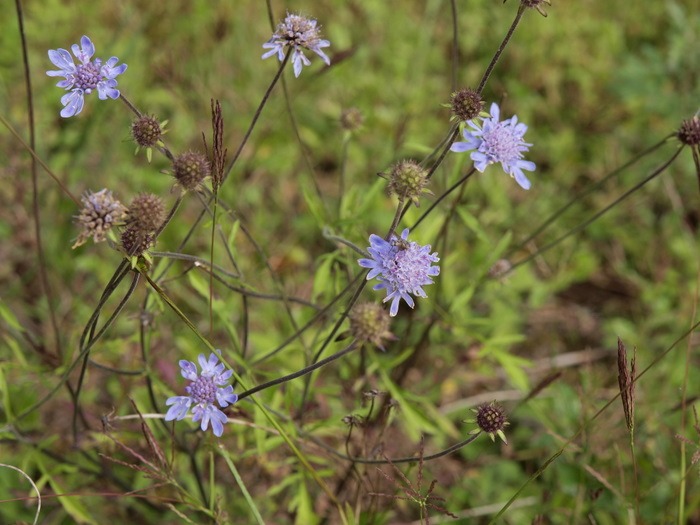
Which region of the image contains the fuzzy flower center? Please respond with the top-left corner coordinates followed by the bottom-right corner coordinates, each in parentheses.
top-left (386, 244), bottom-right (430, 292)
top-left (481, 123), bottom-right (523, 163)
top-left (281, 15), bottom-right (318, 46)
top-left (74, 62), bottom-right (102, 92)
top-left (187, 376), bottom-right (217, 405)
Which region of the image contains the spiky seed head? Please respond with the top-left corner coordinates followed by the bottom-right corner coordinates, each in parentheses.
top-left (127, 193), bottom-right (165, 234)
top-left (173, 151), bottom-right (212, 191)
top-left (349, 302), bottom-right (394, 350)
top-left (678, 116), bottom-right (700, 146)
top-left (73, 189), bottom-right (127, 248)
top-left (131, 115), bottom-right (163, 148)
top-left (450, 88), bottom-right (484, 122)
top-left (340, 107), bottom-right (364, 132)
top-left (387, 160), bottom-right (430, 206)
top-left (468, 402), bottom-right (509, 444)
top-left (120, 226), bottom-right (155, 257)
top-left (521, 0), bottom-right (551, 16)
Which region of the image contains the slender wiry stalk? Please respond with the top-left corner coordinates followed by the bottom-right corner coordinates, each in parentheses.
top-left (410, 168), bottom-right (477, 231)
top-left (239, 342), bottom-right (358, 400)
top-left (512, 136), bottom-right (674, 253)
top-left (510, 148), bottom-right (683, 272)
top-left (222, 53), bottom-right (290, 185)
top-left (15, 0), bottom-right (62, 360)
top-left (477, 5), bottom-right (526, 94)
top-left (72, 272), bottom-right (140, 442)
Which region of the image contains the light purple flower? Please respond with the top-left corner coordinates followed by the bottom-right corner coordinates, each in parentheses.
top-left (450, 102), bottom-right (536, 190)
top-left (46, 35), bottom-right (127, 118)
top-left (358, 229), bottom-right (440, 317)
top-left (165, 352), bottom-right (238, 437)
top-left (262, 13), bottom-right (331, 77)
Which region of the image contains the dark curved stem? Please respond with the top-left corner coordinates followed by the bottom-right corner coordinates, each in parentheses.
top-left (477, 5), bottom-right (526, 94)
top-left (239, 342), bottom-right (358, 400)
top-left (411, 168), bottom-right (477, 231)
top-left (72, 271), bottom-right (140, 441)
top-left (222, 52), bottom-right (290, 185)
top-left (512, 135), bottom-right (674, 253)
top-left (16, 0), bottom-right (62, 360)
top-left (510, 147), bottom-right (683, 272)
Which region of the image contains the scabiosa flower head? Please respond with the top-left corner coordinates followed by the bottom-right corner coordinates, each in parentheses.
top-left (72, 188), bottom-right (127, 248)
top-left (678, 115), bottom-right (700, 146)
top-left (387, 160), bottom-right (431, 207)
top-left (165, 352), bottom-right (238, 437)
top-left (173, 151), bottom-right (212, 191)
top-left (126, 193), bottom-right (165, 234)
top-left (467, 402), bottom-right (509, 444)
top-left (349, 302), bottom-right (395, 350)
top-left (358, 229), bottom-right (440, 317)
top-left (451, 102), bottom-right (536, 190)
top-left (46, 35), bottom-right (127, 118)
top-left (450, 88), bottom-right (484, 122)
top-left (262, 13), bottom-right (331, 77)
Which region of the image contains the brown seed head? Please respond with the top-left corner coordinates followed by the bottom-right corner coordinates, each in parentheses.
top-left (387, 160), bottom-right (430, 206)
top-left (450, 88), bottom-right (483, 122)
top-left (678, 116), bottom-right (700, 146)
top-left (127, 193), bottom-right (165, 234)
top-left (121, 226), bottom-right (155, 257)
top-left (131, 115), bottom-right (163, 148)
top-left (173, 151), bottom-right (212, 191)
top-left (349, 302), bottom-right (394, 350)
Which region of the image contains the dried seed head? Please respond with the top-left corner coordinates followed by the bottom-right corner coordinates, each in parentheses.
top-left (131, 115), bottom-right (163, 148)
top-left (349, 302), bottom-right (394, 350)
top-left (387, 160), bottom-right (431, 206)
top-left (340, 107), bottom-right (364, 132)
top-left (450, 88), bottom-right (483, 122)
top-left (617, 337), bottom-right (636, 435)
top-left (521, 0), bottom-right (551, 16)
top-left (120, 226), bottom-right (155, 257)
top-left (127, 193), bottom-right (165, 234)
top-left (173, 151), bottom-right (212, 191)
top-left (678, 116), bottom-right (700, 146)
top-left (469, 402), bottom-right (509, 444)
top-left (73, 188), bottom-right (127, 248)
top-left (488, 259), bottom-right (513, 279)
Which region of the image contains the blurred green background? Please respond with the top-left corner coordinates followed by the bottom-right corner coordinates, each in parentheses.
top-left (1, 0), bottom-right (700, 523)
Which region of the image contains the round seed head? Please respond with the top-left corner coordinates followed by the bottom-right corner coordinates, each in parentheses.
top-left (127, 193), bottom-right (165, 234)
top-left (678, 116), bottom-right (700, 146)
top-left (470, 402), bottom-right (509, 443)
top-left (131, 115), bottom-right (163, 148)
top-left (121, 226), bottom-right (155, 257)
top-left (173, 151), bottom-right (212, 191)
top-left (340, 107), bottom-right (364, 132)
top-left (349, 302), bottom-right (394, 350)
top-left (387, 160), bottom-right (430, 206)
top-left (450, 88), bottom-right (483, 122)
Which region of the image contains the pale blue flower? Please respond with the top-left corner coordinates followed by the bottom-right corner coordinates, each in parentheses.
top-left (358, 229), bottom-right (440, 317)
top-left (451, 102), bottom-right (535, 190)
top-left (165, 352), bottom-right (238, 437)
top-left (46, 35), bottom-right (127, 118)
top-left (262, 13), bottom-right (330, 77)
